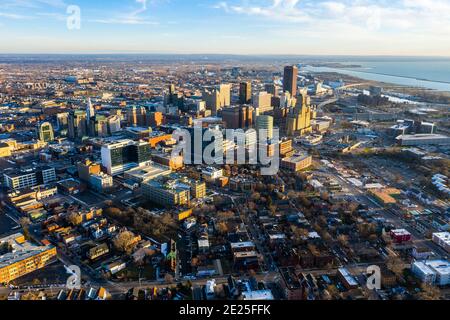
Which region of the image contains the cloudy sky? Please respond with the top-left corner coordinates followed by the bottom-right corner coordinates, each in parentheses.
top-left (0, 0), bottom-right (449, 55)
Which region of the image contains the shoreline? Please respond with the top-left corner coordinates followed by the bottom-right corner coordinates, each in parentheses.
top-left (305, 65), bottom-right (450, 92)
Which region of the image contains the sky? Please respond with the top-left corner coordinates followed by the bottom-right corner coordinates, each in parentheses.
top-left (0, 0), bottom-right (449, 56)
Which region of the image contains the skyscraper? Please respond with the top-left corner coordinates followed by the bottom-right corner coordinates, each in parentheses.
top-left (253, 91), bottom-right (273, 114)
top-left (68, 110), bottom-right (88, 140)
top-left (37, 122), bottom-right (54, 143)
top-left (256, 115), bottom-right (274, 140)
top-left (239, 81), bottom-right (252, 104)
top-left (265, 83), bottom-right (279, 97)
top-left (127, 106), bottom-right (147, 127)
top-left (222, 105), bottom-right (253, 129)
top-left (283, 65), bottom-right (298, 97)
top-left (202, 84), bottom-right (231, 115)
top-left (56, 112), bottom-right (69, 132)
top-left (286, 94), bottom-right (313, 136)
top-left (86, 97), bottom-right (95, 120)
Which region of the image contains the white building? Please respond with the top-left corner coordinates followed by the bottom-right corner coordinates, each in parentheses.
top-left (432, 232), bottom-right (450, 253)
top-left (412, 260), bottom-right (450, 286)
top-left (411, 261), bottom-right (436, 284)
top-left (202, 167), bottom-right (223, 181)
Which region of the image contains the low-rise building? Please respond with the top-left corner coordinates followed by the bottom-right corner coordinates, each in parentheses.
top-left (124, 162), bottom-right (172, 184)
top-left (89, 173), bottom-right (113, 192)
top-left (87, 243), bottom-right (110, 260)
top-left (281, 154), bottom-right (313, 172)
top-left (0, 233), bottom-right (57, 284)
top-left (432, 232), bottom-right (450, 253)
top-left (142, 176), bottom-right (191, 207)
top-left (412, 260), bottom-right (450, 286)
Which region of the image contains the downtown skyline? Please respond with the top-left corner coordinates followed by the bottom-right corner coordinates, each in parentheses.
top-left (0, 0), bottom-right (450, 56)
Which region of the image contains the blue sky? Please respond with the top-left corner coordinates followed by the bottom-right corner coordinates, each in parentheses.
top-left (0, 0), bottom-right (449, 55)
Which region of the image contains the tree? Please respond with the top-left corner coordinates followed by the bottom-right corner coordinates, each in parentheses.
top-left (337, 234), bottom-right (349, 247)
top-left (164, 273), bottom-right (174, 284)
top-left (19, 217), bottom-right (32, 239)
top-left (417, 283), bottom-right (441, 300)
top-left (67, 212), bottom-right (82, 226)
top-left (386, 252), bottom-right (405, 277)
top-left (216, 222), bottom-right (229, 235)
top-left (113, 231), bottom-right (137, 255)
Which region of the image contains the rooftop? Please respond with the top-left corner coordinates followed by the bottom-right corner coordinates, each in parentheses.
top-left (0, 233), bottom-right (55, 269)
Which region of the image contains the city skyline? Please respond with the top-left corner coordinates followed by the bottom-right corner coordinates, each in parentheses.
top-left (0, 0), bottom-right (450, 56)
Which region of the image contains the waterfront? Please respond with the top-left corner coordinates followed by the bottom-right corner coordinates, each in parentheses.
top-left (305, 58), bottom-right (450, 92)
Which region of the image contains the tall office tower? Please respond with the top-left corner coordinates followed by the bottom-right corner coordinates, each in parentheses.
top-left (202, 84), bottom-right (231, 115)
top-left (239, 81), bottom-right (252, 104)
top-left (286, 94), bottom-right (313, 136)
top-left (219, 84), bottom-right (231, 108)
top-left (37, 122), bottom-right (54, 143)
top-left (86, 97), bottom-right (95, 120)
top-left (101, 139), bottom-right (152, 176)
top-left (148, 112), bottom-right (164, 127)
top-left (256, 115), bottom-right (274, 140)
top-left (253, 91), bottom-right (273, 114)
top-left (127, 106), bottom-right (147, 127)
top-left (283, 65), bottom-right (298, 97)
top-left (90, 115), bottom-right (109, 137)
top-left (56, 112), bottom-right (69, 131)
top-left (68, 110), bottom-right (88, 140)
top-left (169, 84), bottom-right (176, 96)
top-left (265, 83), bottom-right (279, 97)
top-left (107, 115), bottom-right (121, 135)
top-left (222, 105), bottom-right (253, 129)
top-left (280, 92), bottom-right (296, 109)
top-left (202, 89), bottom-right (221, 115)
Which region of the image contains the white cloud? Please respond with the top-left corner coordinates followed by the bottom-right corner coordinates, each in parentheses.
top-left (214, 0), bottom-right (450, 35)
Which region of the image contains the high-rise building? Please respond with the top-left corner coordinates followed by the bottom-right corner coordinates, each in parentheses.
top-left (107, 115), bottom-right (121, 134)
top-left (256, 115), bottom-right (274, 140)
top-left (283, 65), bottom-right (298, 97)
top-left (148, 112), bottom-right (164, 127)
top-left (219, 84), bottom-right (231, 107)
top-left (68, 110), bottom-right (88, 140)
top-left (253, 91), bottom-right (273, 114)
top-left (127, 106), bottom-right (147, 127)
top-left (286, 94), bottom-right (313, 136)
top-left (222, 105), bottom-right (253, 129)
top-left (101, 140), bottom-right (152, 176)
top-left (86, 97), bottom-right (95, 120)
top-left (202, 84), bottom-right (231, 115)
top-left (239, 81), bottom-right (252, 104)
top-left (265, 83), bottom-right (279, 97)
top-left (89, 115), bottom-right (109, 137)
top-left (37, 122), bottom-right (54, 143)
top-left (56, 112), bottom-right (69, 131)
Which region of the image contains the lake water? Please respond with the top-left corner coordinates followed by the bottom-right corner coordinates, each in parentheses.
top-left (304, 57), bottom-right (450, 92)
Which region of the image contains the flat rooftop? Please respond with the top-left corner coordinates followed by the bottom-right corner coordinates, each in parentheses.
top-left (0, 233), bottom-right (55, 269)
top-left (396, 134), bottom-right (449, 141)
